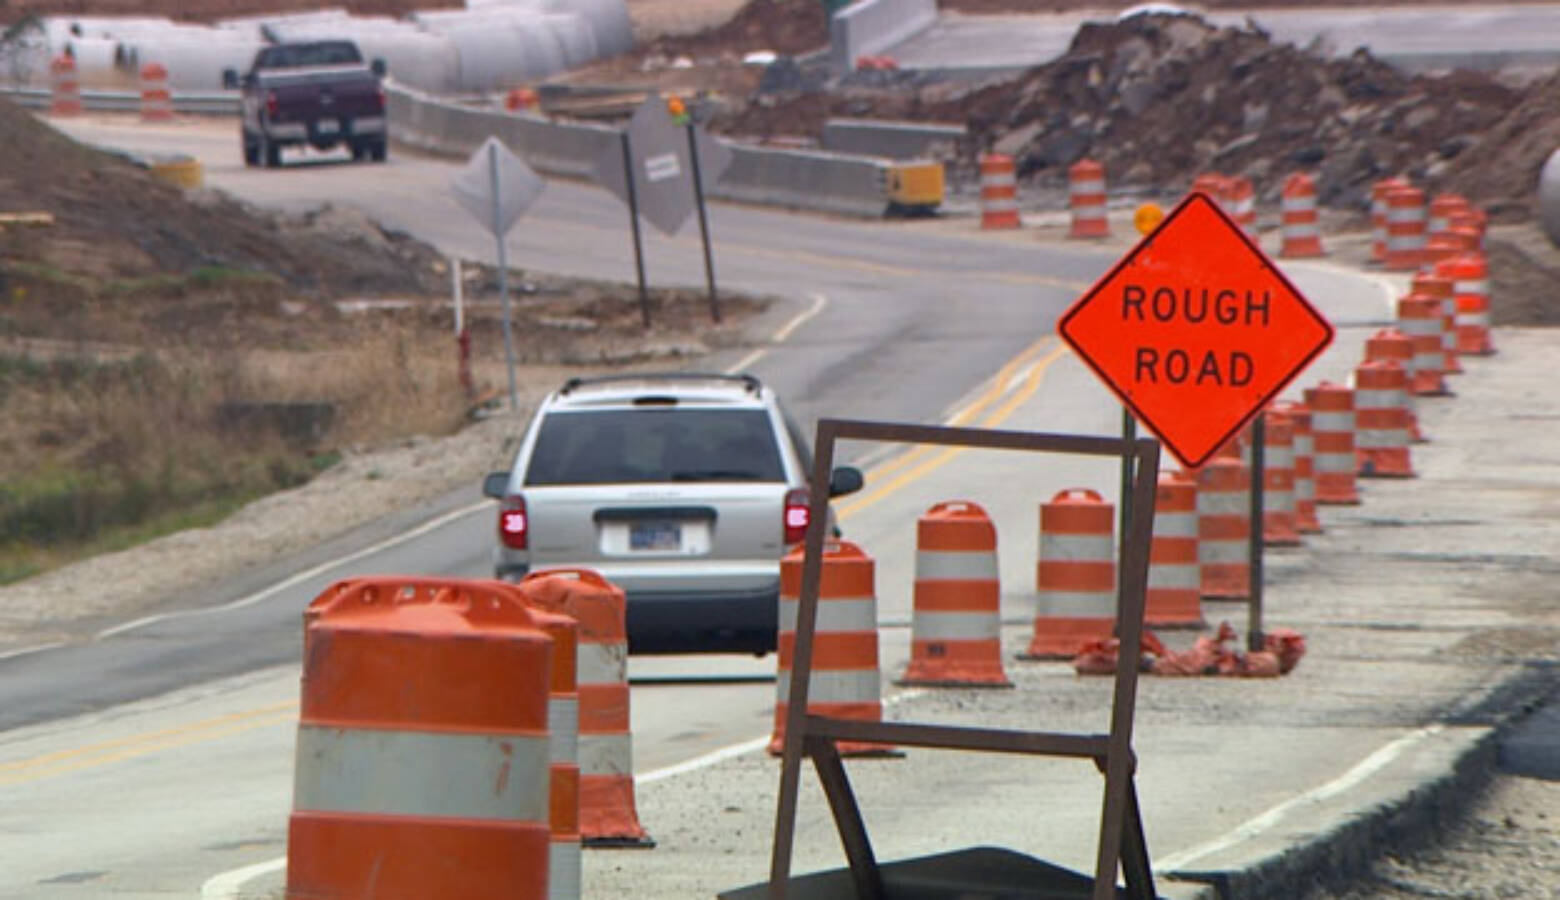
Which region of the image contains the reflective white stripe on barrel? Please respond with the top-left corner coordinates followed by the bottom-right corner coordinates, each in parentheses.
top-left (293, 726), bottom-right (549, 820)
top-left (577, 642), bottom-right (626, 687)
top-left (578, 733), bottom-right (632, 777)
top-left (775, 668), bottom-right (881, 704)
top-left (915, 549), bottom-right (1000, 580)
top-left (549, 697), bottom-right (579, 764)
top-left (903, 611), bottom-right (1000, 641)
top-left (1041, 533), bottom-right (1112, 559)
top-left (779, 597), bottom-right (876, 633)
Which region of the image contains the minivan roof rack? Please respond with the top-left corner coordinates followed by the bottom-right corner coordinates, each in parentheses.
top-left (558, 372), bottom-right (762, 396)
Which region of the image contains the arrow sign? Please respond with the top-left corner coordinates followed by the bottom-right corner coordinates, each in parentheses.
top-left (1058, 191), bottom-right (1335, 469)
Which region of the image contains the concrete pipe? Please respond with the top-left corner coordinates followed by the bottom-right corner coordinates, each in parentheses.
top-left (1539, 146), bottom-right (1560, 248)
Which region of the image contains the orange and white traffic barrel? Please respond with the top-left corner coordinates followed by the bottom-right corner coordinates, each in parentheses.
top-left (1304, 381), bottom-right (1361, 505)
top-left (900, 501), bottom-right (1010, 688)
top-left (1411, 270), bottom-right (1462, 375)
top-left (1384, 185), bottom-right (1428, 271)
top-left (1436, 254), bottom-right (1495, 356)
top-left (1147, 471), bottom-right (1204, 629)
top-left (139, 61), bottom-right (174, 122)
top-left (514, 603), bottom-right (582, 900)
top-left (1273, 401), bottom-right (1322, 533)
top-left (1428, 193), bottom-right (1468, 237)
top-left (1025, 488), bottom-right (1116, 658)
top-left (1354, 360), bottom-right (1415, 478)
top-left (1279, 172), bottom-right (1324, 258)
top-left (1191, 172), bottom-right (1229, 210)
top-left (290, 581), bottom-right (553, 900)
top-left (1363, 327), bottom-right (1425, 443)
top-left (1228, 175), bottom-right (1257, 234)
top-left (1068, 158), bottom-right (1111, 238)
top-left (979, 154), bottom-right (1020, 230)
top-left (1449, 211), bottom-right (1485, 251)
top-left (1370, 177), bottom-right (1407, 264)
top-left (771, 541), bottom-right (892, 756)
top-left (1261, 410), bottom-right (1301, 547)
top-left (49, 54), bottom-right (83, 117)
top-left (1192, 457), bottom-right (1250, 600)
top-left (1394, 297), bottom-right (1450, 397)
top-left (517, 568), bottom-right (652, 847)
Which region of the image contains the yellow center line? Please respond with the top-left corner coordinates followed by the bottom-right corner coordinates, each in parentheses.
top-left (1, 701), bottom-right (298, 785)
top-left (838, 341), bottom-right (1071, 521)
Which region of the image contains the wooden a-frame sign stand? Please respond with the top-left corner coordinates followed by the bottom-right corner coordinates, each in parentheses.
top-left (729, 419), bottom-right (1163, 900)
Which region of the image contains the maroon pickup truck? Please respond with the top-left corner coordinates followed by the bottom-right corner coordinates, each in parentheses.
top-left (223, 40), bottom-right (387, 168)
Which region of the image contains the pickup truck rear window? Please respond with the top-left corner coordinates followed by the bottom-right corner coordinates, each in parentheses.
top-left (255, 42), bottom-right (363, 70)
top-left (526, 409), bottom-right (786, 486)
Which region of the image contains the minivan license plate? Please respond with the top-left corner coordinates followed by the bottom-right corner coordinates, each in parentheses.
top-left (630, 521), bottom-right (680, 551)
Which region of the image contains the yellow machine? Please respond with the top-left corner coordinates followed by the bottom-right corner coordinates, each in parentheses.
top-left (884, 160), bottom-right (945, 216)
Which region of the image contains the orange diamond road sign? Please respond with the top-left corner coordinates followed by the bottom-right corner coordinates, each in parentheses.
top-left (1059, 191), bottom-right (1335, 469)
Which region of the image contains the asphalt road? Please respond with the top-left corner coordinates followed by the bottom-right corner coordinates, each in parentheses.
top-left (0, 115), bottom-right (1409, 899)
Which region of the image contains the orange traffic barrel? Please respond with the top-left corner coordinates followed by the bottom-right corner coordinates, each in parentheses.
top-left (1428, 193), bottom-right (1468, 236)
top-left (771, 541), bottom-right (892, 756)
top-left (1261, 410), bottom-right (1302, 547)
top-left (1025, 488), bottom-right (1116, 658)
top-left (979, 154), bottom-right (1020, 230)
top-left (1354, 360), bottom-right (1416, 478)
top-left (290, 580), bottom-right (553, 900)
top-left (49, 54), bottom-right (82, 116)
top-left (1411, 271), bottom-right (1462, 375)
top-left (1370, 176), bottom-right (1408, 263)
top-left (517, 568), bottom-right (652, 847)
top-left (1394, 296), bottom-right (1450, 398)
top-left (1384, 185), bottom-right (1427, 271)
top-left (900, 501), bottom-right (1011, 688)
top-left (1279, 172), bottom-right (1324, 258)
top-left (1068, 158), bottom-right (1111, 238)
top-left (139, 61), bottom-right (174, 122)
top-left (1227, 175), bottom-right (1256, 234)
top-left (1363, 327), bottom-right (1425, 443)
top-left (1304, 381), bottom-right (1361, 505)
top-left (1436, 254), bottom-right (1495, 356)
top-left (1273, 401), bottom-right (1323, 534)
top-left (1191, 457), bottom-right (1250, 600)
top-left (1191, 172), bottom-right (1230, 209)
top-left (1146, 471), bottom-right (1204, 629)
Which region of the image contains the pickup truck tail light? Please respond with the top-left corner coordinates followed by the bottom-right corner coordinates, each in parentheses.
top-left (264, 91), bottom-right (279, 119)
top-left (373, 84), bottom-right (385, 112)
top-left (498, 494), bottom-right (528, 549)
top-left (783, 488), bottom-right (810, 545)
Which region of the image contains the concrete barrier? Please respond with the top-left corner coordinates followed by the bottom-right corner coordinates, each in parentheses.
top-left (821, 118), bottom-right (965, 160)
top-left (830, 0), bottom-right (938, 72)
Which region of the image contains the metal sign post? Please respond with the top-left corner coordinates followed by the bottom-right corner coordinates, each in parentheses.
top-left (1248, 413), bottom-right (1266, 652)
top-left (619, 131), bottom-right (653, 328)
top-left (686, 121), bottom-right (721, 324)
top-left (736, 420), bottom-right (1162, 900)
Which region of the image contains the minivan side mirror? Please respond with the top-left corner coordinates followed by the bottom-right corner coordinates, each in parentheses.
top-left (221, 68), bottom-right (239, 90)
top-left (828, 466), bottom-right (863, 498)
top-left (370, 58), bottom-right (386, 78)
top-left (482, 472), bottom-right (511, 499)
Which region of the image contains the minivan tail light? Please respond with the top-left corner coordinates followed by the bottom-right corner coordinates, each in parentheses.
top-left (498, 494), bottom-right (528, 549)
top-left (783, 488), bottom-right (810, 545)
top-left (264, 91), bottom-right (279, 119)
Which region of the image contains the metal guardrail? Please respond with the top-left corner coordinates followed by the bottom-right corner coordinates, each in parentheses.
top-left (0, 85), bottom-right (240, 115)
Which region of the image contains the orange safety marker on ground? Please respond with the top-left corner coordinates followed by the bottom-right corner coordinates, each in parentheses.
top-left (1227, 175), bottom-right (1256, 234)
top-left (518, 569), bottom-right (652, 847)
top-left (1384, 184), bottom-right (1428, 271)
top-left (1273, 401), bottom-right (1323, 533)
top-left (1304, 381), bottom-right (1361, 504)
top-left (1067, 158), bottom-right (1111, 238)
top-left (1394, 296), bottom-right (1450, 398)
top-left (771, 541), bottom-right (893, 756)
top-left (289, 580), bottom-right (553, 900)
top-left (1437, 254), bottom-right (1496, 356)
top-left (1278, 172), bottom-right (1325, 258)
top-left (978, 154), bottom-right (1020, 230)
top-left (1192, 456), bottom-right (1250, 600)
top-left (1411, 270), bottom-right (1462, 375)
top-left (139, 62), bottom-right (174, 122)
top-left (1370, 177), bottom-right (1406, 263)
top-left (49, 54), bottom-right (82, 116)
top-left (899, 501), bottom-right (1011, 688)
top-left (1024, 488), bottom-right (1116, 658)
top-left (1261, 410), bottom-right (1302, 547)
top-left (1146, 471), bottom-right (1205, 629)
top-left (1354, 360), bottom-right (1416, 478)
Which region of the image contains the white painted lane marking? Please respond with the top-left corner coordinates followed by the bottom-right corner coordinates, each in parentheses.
top-left (727, 291), bottom-right (828, 374)
top-left (1156, 724), bottom-right (1445, 871)
top-left (200, 855), bottom-right (285, 900)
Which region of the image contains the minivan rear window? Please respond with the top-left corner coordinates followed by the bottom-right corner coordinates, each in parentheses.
top-left (525, 409), bottom-right (786, 486)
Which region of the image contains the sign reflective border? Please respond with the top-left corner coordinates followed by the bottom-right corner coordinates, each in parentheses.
top-left (1058, 191), bottom-right (1334, 469)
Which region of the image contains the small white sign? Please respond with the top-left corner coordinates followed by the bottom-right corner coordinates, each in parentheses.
top-left (644, 153), bottom-right (681, 183)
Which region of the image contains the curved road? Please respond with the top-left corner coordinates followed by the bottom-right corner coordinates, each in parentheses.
top-left (0, 115), bottom-right (1396, 898)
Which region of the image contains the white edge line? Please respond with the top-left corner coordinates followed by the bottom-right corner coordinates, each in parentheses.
top-left (200, 854), bottom-right (286, 900)
top-left (94, 499), bottom-right (492, 641)
top-left (1156, 724), bottom-right (1444, 872)
top-left (728, 291), bottom-right (827, 373)
top-left (0, 641), bottom-right (65, 662)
